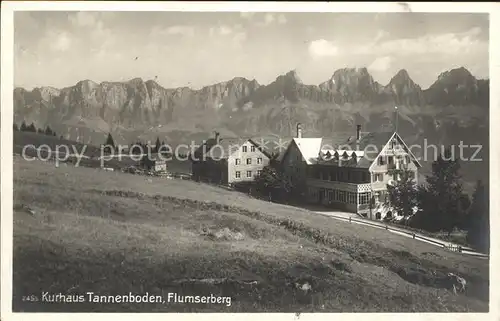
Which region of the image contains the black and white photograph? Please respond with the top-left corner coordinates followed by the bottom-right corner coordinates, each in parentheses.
top-left (1, 1), bottom-right (498, 317)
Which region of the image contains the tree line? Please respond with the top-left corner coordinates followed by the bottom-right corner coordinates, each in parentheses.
top-left (14, 121), bottom-right (58, 138)
top-left (102, 133), bottom-right (170, 155)
top-left (386, 148), bottom-right (488, 253)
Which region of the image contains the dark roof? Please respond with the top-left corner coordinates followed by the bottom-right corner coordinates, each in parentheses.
top-left (346, 131), bottom-right (394, 151)
top-left (321, 132), bottom-right (355, 150)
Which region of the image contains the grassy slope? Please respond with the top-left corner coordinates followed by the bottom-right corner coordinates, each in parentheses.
top-left (13, 158), bottom-right (489, 312)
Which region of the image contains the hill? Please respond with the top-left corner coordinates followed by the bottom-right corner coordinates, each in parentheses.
top-left (13, 158), bottom-right (488, 312)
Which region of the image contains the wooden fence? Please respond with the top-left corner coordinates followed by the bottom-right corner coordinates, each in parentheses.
top-left (326, 213), bottom-right (488, 258)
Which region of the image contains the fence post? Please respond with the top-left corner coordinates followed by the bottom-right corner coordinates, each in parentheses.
top-left (349, 217), bottom-right (351, 223)
top-left (385, 225), bottom-right (388, 230)
top-left (412, 233), bottom-right (415, 239)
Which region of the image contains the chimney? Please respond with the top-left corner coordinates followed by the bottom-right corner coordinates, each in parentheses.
top-left (214, 131), bottom-right (220, 144)
top-left (356, 125), bottom-right (361, 141)
top-left (296, 123), bottom-right (302, 138)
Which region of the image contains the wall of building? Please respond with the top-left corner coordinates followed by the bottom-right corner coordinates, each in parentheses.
top-left (370, 135), bottom-right (419, 202)
top-left (227, 140), bottom-right (270, 184)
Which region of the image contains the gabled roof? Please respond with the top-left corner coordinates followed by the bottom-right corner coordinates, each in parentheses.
top-left (318, 131), bottom-right (422, 169)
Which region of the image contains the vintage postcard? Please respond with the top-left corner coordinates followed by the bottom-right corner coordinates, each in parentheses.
top-left (1, 1), bottom-right (498, 320)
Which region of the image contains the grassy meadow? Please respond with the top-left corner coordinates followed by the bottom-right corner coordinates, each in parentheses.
top-left (12, 157), bottom-right (489, 312)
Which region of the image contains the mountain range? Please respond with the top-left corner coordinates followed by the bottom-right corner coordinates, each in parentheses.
top-left (13, 66), bottom-right (489, 189)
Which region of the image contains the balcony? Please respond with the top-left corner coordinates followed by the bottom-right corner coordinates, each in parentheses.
top-left (307, 178), bottom-right (371, 193)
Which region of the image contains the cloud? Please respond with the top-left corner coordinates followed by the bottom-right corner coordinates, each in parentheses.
top-left (208, 25), bottom-right (238, 38)
top-left (308, 39), bottom-right (339, 59)
top-left (264, 13), bottom-right (275, 25)
top-left (69, 11), bottom-right (97, 28)
top-left (255, 13), bottom-right (284, 27)
top-left (240, 12), bottom-right (255, 20)
top-left (373, 30), bottom-right (389, 43)
top-left (67, 12), bottom-right (115, 52)
top-left (209, 25), bottom-right (233, 36)
top-left (219, 25), bottom-right (233, 35)
top-left (277, 14), bottom-right (287, 25)
top-left (356, 27), bottom-right (485, 56)
top-left (45, 30), bottom-right (72, 52)
top-left (232, 31), bottom-right (247, 48)
top-left (368, 56), bottom-right (393, 72)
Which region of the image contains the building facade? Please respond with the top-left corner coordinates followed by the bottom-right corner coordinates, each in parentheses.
top-left (281, 124), bottom-right (421, 219)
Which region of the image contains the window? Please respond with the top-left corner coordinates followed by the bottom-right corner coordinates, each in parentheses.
top-left (328, 190), bottom-right (333, 201)
top-left (251, 145), bottom-right (256, 152)
top-left (350, 192), bottom-right (356, 204)
top-left (235, 171), bottom-right (241, 178)
top-left (378, 157), bottom-right (386, 166)
top-left (359, 193), bottom-right (371, 205)
top-left (257, 158), bottom-right (262, 164)
top-left (246, 170), bottom-right (252, 178)
top-left (373, 173), bottom-right (383, 182)
top-left (235, 159), bottom-right (241, 165)
top-left (246, 158), bottom-right (252, 165)
top-left (404, 155), bottom-right (410, 164)
top-left (257, 170), bottom-right (262, 176)
top-left (242, 146), bottom-right (247, 152)
top-left (388, 156), bottom-right (394, 165)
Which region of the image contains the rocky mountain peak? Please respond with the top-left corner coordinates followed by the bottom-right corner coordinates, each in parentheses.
top-left (390, 69), bottom-right (412, 83)
top-left (128, 77), bottom-right (146, 86)
top-left (32, 86), bottom-right (61, 102)
top-left (283, 70), bottom-right (303, 84)
top-left (425, 67), bottom-right (481, 106)
top-left (437, 67), bottom-right (474, 83)
top-left (387, 69), bottom-right (424, 106)
top-left (328, 67), bottom-right (382, 103)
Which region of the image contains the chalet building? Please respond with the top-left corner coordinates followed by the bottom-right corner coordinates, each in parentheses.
top-left (281, 123), bottom-right (421, 219)
top-left (191, 132), bottom-right (272, 185)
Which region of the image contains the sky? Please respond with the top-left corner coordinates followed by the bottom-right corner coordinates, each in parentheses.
top-left (14, 11), bottom-right (489, 90)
